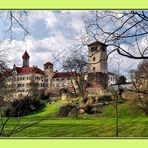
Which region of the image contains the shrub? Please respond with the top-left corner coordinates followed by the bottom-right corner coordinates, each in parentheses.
top-left (84, 104), bottom-right (102, 114)
top-left (84, 105), bottom-right (94, 114)
top-left (1, 97), bottom-right (43, 117)
top-left (127, 98), bottom-right (148, 116)
top-left (1, 104), bottom-right (13, 117)
top-left (68, 108), bottom-right (78, 117)
top-left (37, 90), bottom-right (50, 100)
top-left (57, 103), bottom-right (77, 117)
top-left (137, 99), bottom-right (148, 116)
top-left (97, 95), bottom-right (112, 103)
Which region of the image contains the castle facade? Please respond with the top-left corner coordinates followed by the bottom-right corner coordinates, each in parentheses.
top-left (5, 41), bottom-right (117, 100)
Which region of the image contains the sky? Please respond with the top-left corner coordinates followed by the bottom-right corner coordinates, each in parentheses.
top-left (0, 10), bottom-right (146, 79)
top-left (0, 10), bottom-right (87, 70)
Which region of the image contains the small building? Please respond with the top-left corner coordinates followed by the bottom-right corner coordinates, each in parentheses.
top-left (108, 72), bottom-right (117, 85)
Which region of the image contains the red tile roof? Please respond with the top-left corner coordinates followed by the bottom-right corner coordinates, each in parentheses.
top-left (16, 66), bottom-right (44, 75)
top-left (3, 69), bottom-right (12, 77)
top-left (52, 72), bottom-right (78, 78)
top-left (22, 51), bottom-right (30, 59)
top-left (87, 41), bottom-right (107, 47)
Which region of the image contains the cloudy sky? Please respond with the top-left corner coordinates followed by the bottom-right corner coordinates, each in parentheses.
top-left (0, 11), bottom-right (87, 69)
top-left (0, 10), bottom-right (145, 79)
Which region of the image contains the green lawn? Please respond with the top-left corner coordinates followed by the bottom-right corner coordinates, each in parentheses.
top-left (2, 100), bottom-right (148, 137)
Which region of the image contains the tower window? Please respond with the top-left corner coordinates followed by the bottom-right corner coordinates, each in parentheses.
top-left (93, 67), bottom-right (95, 72)
top-left (93, 57), bottom-right (96, 61)
top-left (101, 47), bottom-right (106, 52)
top-left (90, 47), bottom-right (97, 52)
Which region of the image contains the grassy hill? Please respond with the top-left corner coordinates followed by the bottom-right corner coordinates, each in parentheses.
top-left (2, 100), bottom-right (148, 137)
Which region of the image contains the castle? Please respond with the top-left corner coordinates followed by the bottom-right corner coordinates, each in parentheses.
top-left (5, 41), bottom-right (117, 100)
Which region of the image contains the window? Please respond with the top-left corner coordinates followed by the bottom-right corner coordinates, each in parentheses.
top-left (18, 84), bottom-right (25, 87)
top-left (93, 67), bottom-right (95, 72)
top-left (41, 83), bottom-right (44, 87)
top-left (90, 47), bottom-right (97, 52)
top-left (35, 76), bottom-right (39, 80)
top-left (101, 46), bottom-right (106, 52)
top-left (45, 75), bottom-right (48, 78)
top-left (44, 79), bottom-right (47, 82)
top-left (27, 77), bottom-right (30, 80)
top-left (61, 83), bottom-right (64, 87)
top-left (93, 57), bottom-right (96, 61)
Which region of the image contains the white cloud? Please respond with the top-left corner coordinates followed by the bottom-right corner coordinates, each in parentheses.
top-left (0, 10), bottom-right (147, 75)
top-left (2, 31), bottom-right (74, 70)
top-left (28, 11), bottom-right (58, 28)
top-left (69, 11), bottom-right (86, 31)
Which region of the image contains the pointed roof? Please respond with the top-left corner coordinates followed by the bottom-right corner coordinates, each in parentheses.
top-left (44, 62), bottom-right (53, 67)
top-left (87, 41), bottom-right (107, 47)
top-left (22, 50), bottom-right (30, 59)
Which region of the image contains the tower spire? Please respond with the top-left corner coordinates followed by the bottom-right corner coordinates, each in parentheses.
top-left (22, 50), bottom-right (30, 67)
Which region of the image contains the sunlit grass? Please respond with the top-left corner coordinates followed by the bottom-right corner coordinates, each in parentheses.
top-left (3, 100), bottom-right (148, 137)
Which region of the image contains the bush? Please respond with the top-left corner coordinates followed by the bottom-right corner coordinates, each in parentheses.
top-left (84, 104), bottom-right (102, 114)
top-left (1, 97), bottom-right (43, 117)
top-left (97, 95), bottom-right (112, 103)
top-left (68, 108), bottom-right (78, 117)
top-left (1, 104), bottom-right (13, 117)
top-left (84, 105), bottom-right (94, 114)
top-left (137, 99), bottom-right (148, 116)
top-left (127, 98), bottom-right (148, 116)
top-left (57, 103), bottom-right (77, 117)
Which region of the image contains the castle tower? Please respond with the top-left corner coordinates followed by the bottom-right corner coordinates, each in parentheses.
top-left (44, 62), bottom-right (54, 88)
top-left (22, 50), bottom-right (30, 67)
top-left (87, 41), bottom-right (108, 87)
top-left (44, 62), bottom-right (53, 73)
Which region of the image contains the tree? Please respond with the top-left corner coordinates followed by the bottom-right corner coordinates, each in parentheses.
top-left (81, 10), bottom-right (148, 61)
top-left (28, 74), bottom-right (39, 99)
top-left (0, 11), bottom-right (43, 137)
top-left (0, 61), bottom-right (8, 107)
top-left (117, 75), bottom-right (126, 84)
top-left (63, 51), bottom-right (88, 100)
top-left (131, 60), bottom-right (148, 115)
top-left (79, 10), bottom-right (148, 137)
